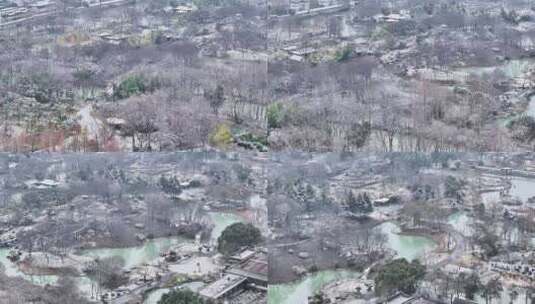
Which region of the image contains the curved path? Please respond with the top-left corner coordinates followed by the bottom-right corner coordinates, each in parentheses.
top-left (424, 223), bottom-right (468, 268)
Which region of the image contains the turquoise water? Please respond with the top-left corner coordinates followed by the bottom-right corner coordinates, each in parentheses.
top-left (378, 222), bottom-right (438, 261)
top-left (267, 270), bottom-right (360, 304)
top-left (79, 237), bottom-right (186, 270)
top-left (268, 222), bottom-right (436, 304)
top-left (208, 212), bottom-right (244, 242)
top-left (0, 211), bottom-right (243, 291)
top-left (79, 212), bottom-right (243, 269)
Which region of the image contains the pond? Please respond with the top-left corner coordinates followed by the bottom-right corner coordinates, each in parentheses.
top-left (74, 212), bottom-right (241, 299)
top-left (377, 222), bottom-right (438, 262)
top-left (79, 212), bottom-right (243, 270)
top-left (208, 212), bottom-right (244, 243)
top-left (268, 222), bottom-right (437, 304)
top-left (79, 237), bottom-right (187, 270)
top-left (0, 211), bottom-right (245, 300)
top-left (267, 270), bottom-right (361, 304)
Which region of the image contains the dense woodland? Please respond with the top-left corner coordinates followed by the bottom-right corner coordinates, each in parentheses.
top-left (3, 0), bottom-right (535, 152)
top-left (0, 0), bottom-right (268, 152)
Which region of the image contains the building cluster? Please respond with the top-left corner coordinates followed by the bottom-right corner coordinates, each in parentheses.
top-left (0, 0), bottom-right (55, 23)
top-left (199, 248), bottom-right (267, 303)
top-left (491, 260), bottom-right (535, 282)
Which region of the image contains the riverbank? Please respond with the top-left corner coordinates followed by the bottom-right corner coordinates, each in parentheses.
top-left (270, 218), bottom-right (439, 284)
top-left (269, 237), bottom-right (356, 284)
top-left (268, 270), bottom-right (362, 304)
